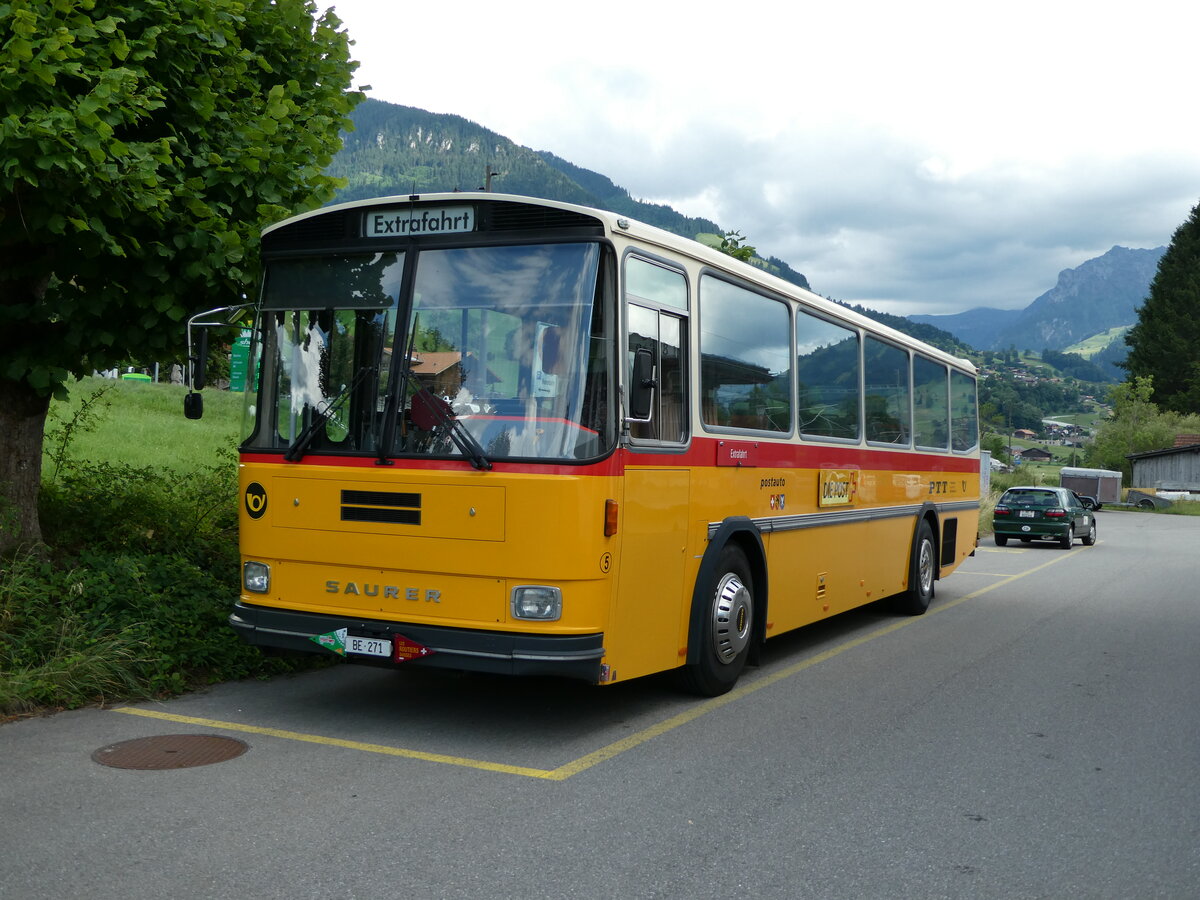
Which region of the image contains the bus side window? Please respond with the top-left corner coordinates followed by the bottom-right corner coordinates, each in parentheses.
top-left (698, 276), bottom-right (792, 434)
top-left (864, 336), bottom-right (912, 445)
top-left (625, 257), bottom-right (688, 445)
top-left (950, 369), bottom-right (979, 452)
top-left (627, 304), bottom-right (686, 442)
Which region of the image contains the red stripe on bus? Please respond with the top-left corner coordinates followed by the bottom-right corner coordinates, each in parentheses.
top-left (241, 437), bottom-right (978, 477)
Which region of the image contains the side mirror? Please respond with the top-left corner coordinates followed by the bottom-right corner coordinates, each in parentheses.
top-left (628, 347), bottom-right (656, 422)
top-left (184, 391), bottom-right (204, 420)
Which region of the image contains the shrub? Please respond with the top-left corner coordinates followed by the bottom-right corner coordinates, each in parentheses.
top-left (2, 456), bottom-right (319, 717)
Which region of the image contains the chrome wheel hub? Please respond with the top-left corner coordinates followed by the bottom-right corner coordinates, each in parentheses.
top-left (918, 539), bottom-right (934, 595)
top-left (711, 573), bottom-right (752, 664)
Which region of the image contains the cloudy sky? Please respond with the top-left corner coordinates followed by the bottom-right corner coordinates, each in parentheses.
top-left (325, 0), bottom-right (1199, 317)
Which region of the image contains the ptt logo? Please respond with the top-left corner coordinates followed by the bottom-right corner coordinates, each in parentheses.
top-left (244, 482), bottom-right (268, 519)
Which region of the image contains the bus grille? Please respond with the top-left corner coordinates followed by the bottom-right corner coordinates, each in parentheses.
top-left (263, 212), bottom-right (350, 249)
top-left (340, 490), bottom-right (421, 526)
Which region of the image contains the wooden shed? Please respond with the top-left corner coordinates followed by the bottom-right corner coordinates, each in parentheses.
top-left (1127, 436), bottom-right (1200, 492)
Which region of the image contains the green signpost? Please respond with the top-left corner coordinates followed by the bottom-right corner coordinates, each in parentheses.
top-left (229, 329), bottom-right (252, 391)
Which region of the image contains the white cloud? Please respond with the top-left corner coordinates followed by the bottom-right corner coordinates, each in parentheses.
top-left (327, 0), bottom-right (1200, 316)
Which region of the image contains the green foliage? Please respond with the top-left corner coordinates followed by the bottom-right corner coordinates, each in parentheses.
top-left (718, 230), bottom-right (756, 263)
top-left (1, 0), bottom-right (362, 396)
top-left (979, 370), bottom-right (1087, 432)
top-left (981, 432), bottom-right (1010, 464)
top-left (42, 381), bottom-right (113, 482)
top-left (1124, 200), bottom-right (1200, 414)
top-left (0, 554), bottom-right (151, 713)
top-left (1159, 500), bottom-right (1200, 517)
top-left (1083, 377), bottom-right (1200, 479)
top-left (1040, 348), bottom-right (1112, 383)
top-left (1, 0), bottom-right (363, 551)
top-left (1, 382), bottom-right (319, 716)
top-left (2, 455), bottom-right (319, 716)
top-left (45, 376), bottom-right (242, 472)
top-left (1064, 326), bottom-right (1131, 361)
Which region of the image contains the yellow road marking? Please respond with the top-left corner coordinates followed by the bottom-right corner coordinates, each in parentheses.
top-left (114, 548), bottom-right (1080, 780)
top-left (113, 707), bottom-right (556, 779)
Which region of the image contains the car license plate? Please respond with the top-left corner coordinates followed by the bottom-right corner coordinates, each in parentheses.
top-left (345, 635), bottom-right (390, 657)
top-left (1019, 510), bottom-right (1036, 518)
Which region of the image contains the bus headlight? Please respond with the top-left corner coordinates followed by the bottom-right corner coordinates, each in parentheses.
top-left (511, 586), bottom-right (562, 621)
top-left (243, 561), bottom-right (270, 594)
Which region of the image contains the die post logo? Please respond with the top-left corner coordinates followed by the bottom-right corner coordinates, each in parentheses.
top-left (244, 482), bottom-right (268, 519)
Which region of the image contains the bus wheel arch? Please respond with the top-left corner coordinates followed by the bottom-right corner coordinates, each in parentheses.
top-left (680, 519), bottom-right (766, 696)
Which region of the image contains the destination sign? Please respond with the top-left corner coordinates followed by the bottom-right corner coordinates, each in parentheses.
top-left (364, 205), bottom-right (475, 238)
top-left (716, 441), bottom-right (759, 467)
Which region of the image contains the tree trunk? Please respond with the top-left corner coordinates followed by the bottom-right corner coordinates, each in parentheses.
top-left (0, 377), bottom-right (51, 554)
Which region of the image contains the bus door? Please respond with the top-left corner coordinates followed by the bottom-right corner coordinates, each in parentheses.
top-left (608, 261), bottom-right (692, 681)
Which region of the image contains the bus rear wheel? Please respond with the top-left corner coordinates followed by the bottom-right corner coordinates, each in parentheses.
top-left (681, 545), bottom-right (754, 697)
top-left (894, 518), bottom-right (936, 615)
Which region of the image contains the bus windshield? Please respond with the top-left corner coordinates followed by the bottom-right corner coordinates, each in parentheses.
top-left (243, 241), bottom-right (615, 463)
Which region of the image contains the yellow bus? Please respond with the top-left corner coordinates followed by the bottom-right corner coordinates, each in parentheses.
top-left (195, 192), bottom-right (979, 696)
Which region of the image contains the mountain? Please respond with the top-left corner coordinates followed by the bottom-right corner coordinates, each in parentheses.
top-left (328, 99), bottom-right (813, 289)
top-left (912, 246), bottom-right (1165, 354)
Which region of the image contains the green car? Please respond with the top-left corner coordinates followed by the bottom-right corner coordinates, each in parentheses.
top-left (993, 486), bottom-right (1097, 548)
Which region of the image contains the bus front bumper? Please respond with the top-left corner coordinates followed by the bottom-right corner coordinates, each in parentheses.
top-left (230, 601), bottom-right (605, 683)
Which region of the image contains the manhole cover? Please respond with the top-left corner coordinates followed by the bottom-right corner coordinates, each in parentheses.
top-left (92, 734), bottom-right (249, 770)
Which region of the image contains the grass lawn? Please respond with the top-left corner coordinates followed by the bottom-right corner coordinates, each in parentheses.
top-left (43, 376), bottom-right (244, 473)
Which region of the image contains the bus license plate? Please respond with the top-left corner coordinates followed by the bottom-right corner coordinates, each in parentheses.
top-left (345, 635), bottom-right (390, 657)
top-left (1019, 510), bottom-right (1036, 518)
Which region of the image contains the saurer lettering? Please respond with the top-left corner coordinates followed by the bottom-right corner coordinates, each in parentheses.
top-left (325, 581), bottom-right (441, 602)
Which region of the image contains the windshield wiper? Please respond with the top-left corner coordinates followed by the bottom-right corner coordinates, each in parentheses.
top-left (410, 389), bottom-right (492, 471)
top-left (284, 366), bottom-right (375, 462)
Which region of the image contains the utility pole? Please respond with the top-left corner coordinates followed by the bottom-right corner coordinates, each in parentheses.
top-left (484, 164), bottom-right (503, 191)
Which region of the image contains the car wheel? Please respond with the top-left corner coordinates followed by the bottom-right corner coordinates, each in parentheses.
top-left (994, 533), bottom-right (1008, 547)
top-left (1082, 520), bottom-right (1097, 546)
top-left (1059, 526), bottom-right (1073, 549)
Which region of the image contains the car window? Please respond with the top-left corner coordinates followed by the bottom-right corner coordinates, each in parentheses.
top-left (1002, 490), bottom-right (1058, 506)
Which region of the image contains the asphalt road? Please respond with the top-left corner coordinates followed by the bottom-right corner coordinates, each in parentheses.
top-left (3, 510), bottom-right (1198, 899)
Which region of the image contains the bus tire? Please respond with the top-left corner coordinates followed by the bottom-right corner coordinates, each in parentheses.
top-left (681, 545), bottom-right (754, 697)
top-left (894, 518), bottom-right (936, 616)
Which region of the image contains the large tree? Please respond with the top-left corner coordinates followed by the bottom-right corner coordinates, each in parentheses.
top-left (1, 1), bottom-right (362, 552)
top-left (1124, 200), bottom-right (1200, 414)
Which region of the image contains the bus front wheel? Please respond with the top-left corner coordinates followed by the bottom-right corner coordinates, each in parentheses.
top-left (681, 545), bottom-right (754, 697)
